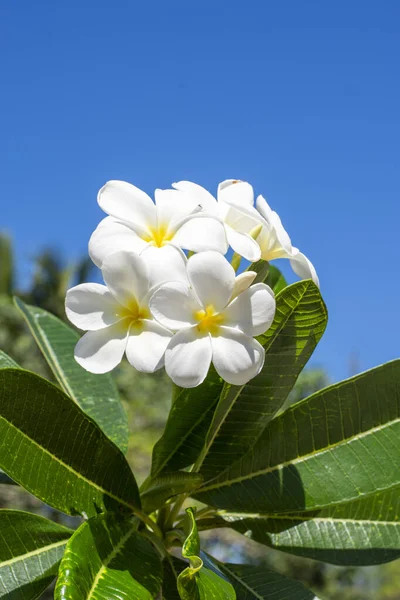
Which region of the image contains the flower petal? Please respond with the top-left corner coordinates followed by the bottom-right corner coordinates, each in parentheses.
top-left (172, 216), bottom-right (228, 254)
top-left (172, 181), bottom-right (218, 213)
top-left (140, 244), bottom-right (188, 288)
top-left (149, 282), bottom-right (200, 330)
top-left (101, 250), bottom-right (149, 307)
top-left (225, 283), bottom-right (276, 336)
top-left (89, 217), bottom-right (147, 268)
top-left (218, 179), bottom-right (254, 206)
top-left (98, 180), bottom-right (156, 230)
top-left (211, 327), bottom-right (265, 385)
top-left (290, 250), bottom-right (320, 288)
top-left (125, 320), bottom-right (172, 373)
top-left (154, 188), bottom-right (202, 229)
top-left (231, 271), bottom-right (257, 300)
top-left (225, 225), bottom-right (261, 262)
top-left (187, 251), bottom-right (235, 312)
top-left (74, 321), bottom-right (129, 374)
top-left (165, 327), bottom-right (212, 388)
top-left (65, 283), bottom-right (118, 331)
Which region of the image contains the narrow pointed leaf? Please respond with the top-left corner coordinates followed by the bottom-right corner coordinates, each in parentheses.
top-left (0, 351), bottom-right (19, 369)
top-left (141, 472), bottom-right (203, 513)
top-left (208, 487), bottom-right (400, 566)
top-left (0, 510), bottom-right (72, 600)
top-left (178, 508), bottom-right (236, 599)
top-left (195, 361), bottom-right (400, 514)
top-left (55, 513), bottom-right (162, 599)
top-left (14, 297), bottom-right (129, 453)
top-left (0, 368), bottom-right (140, 516)
top-left (198, 280), bottom-right (327, 479)
top-left (215, 561), bottom-right (314, 600)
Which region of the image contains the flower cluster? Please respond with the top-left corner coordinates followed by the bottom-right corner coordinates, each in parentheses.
top-left (66, 179), bottom-right (318, 387)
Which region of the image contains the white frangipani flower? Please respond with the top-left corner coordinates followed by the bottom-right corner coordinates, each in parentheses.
top-left (254, 195), bottom-right (319, 287)
top-left (89, 180), bottom-right (228, 267)
top-left (172, 179), bottom-right (262, 262)
top-left (65, 248), bottom-right (186, 374)
top-left (149, 251), bottom-right (276, 388)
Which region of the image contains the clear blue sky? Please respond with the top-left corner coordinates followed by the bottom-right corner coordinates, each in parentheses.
top-left (1, 1), bottom-right (399, 383)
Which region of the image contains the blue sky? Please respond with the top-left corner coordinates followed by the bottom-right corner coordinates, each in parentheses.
top-left (1, 1), bottom-right (399, 383)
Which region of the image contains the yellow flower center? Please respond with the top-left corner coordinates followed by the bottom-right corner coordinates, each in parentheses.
top-left (117, 298), bottom-right (150, 330)
top-left (142, 224), bottom-right (174, 248)
top-left (194, 304), bottom-right (225, 335)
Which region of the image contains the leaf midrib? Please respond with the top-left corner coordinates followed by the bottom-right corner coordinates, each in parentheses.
top-left (0, 415), bottom-right (136, 513)
top-left (199, 416), bottom-right (400, 495)
top-left (0, 539), bottom-right (67, 569)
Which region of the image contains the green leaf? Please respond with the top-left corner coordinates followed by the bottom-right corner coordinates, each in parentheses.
top-left (209, 487), bottom-right (400, 566)
top-left (177, 508), bottom-right (236, 600)
top-left (14, 297), bottom-right (129, 453)
top-left (249, 260), bottom-right (288, 294)
top-left (198, 280), bottom-right (327, 479)
top-left (0, 368), bottom-right (140, 517)
top-left (55, 513), bottom-right (162, 599)
top-left (0, 350), bottom-right (19, 369)
top-left (141, 472), bottom-right (204, 513)
top-left (0, 509), bottom-right (72, 600)
top-left (151, 366), bottom-right (223, 477)
top-left (0, 469), bottom-right (16, 485)
top-left (215, 561), bottom-right (315, 600)
top-left (195, 360), bottom-right (400, 514)
top-left (162, 557), bottom-right (186, 599)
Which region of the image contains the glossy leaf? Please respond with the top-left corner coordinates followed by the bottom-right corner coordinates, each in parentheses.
top-left (141, 472), bottom-right (203, 513)
top-left (215, 561), bottom-right (314, 600)
top-left (198, 280), bottom-right (327, 479)
top-left (0, 368), bottom-right (140, 517)
top-left (0, 351), bottom-right (19, 369)
top-left (14, 297), bottom-right (129, 453)
top-left (55, 513), bottom-right (162, 599)
top-left (195, 360), bottom-right (400, 514)
top-left (178, 508), bottom-right (236, 600)
top-left (0, 509), bottom-right (72, 599)
top-left (249, 260), bottom-right (287, 294)
top-left (207, 487), bottom-right (400, 566)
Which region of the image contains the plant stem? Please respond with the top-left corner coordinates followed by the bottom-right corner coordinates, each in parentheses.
top-left (133, 508), bottom-right (163, 539)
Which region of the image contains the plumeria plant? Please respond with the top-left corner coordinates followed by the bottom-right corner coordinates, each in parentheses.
top-left (0, 179), bottom-right (399, 600)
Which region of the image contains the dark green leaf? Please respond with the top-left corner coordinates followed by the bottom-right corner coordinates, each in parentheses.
top-left (0, 351), bottom-right (19, 369)
top-left (249, 260), bottom-right (288, 294)
top-left (177, 508), bottom-right (236, 599)
top-left (162, 557), bottom-right (186, 599)
top-left (0, 509), bottom-right (72, 600)
top-left (0, 368), bottom-right (140, 517)
top-left (195, 360), bottom-right (400, 514)
top-left (216, 561), bottom-right (314, 600)
top-left (198, 280), bottom-right (327, 479)
top-left (14, 297), bottom-right (129, 453)
top-left (55, 513), bottom-right (162, 599)
top-left (141, 472), bottom-right (204, 513)
top-left (208, 487), bottom-right (400, 566)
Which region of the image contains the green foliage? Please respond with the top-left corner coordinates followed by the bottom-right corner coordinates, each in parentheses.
top-left (0, 259), bottom-right (399, 599)
top-left (0, 510), bottom-right (72, 599)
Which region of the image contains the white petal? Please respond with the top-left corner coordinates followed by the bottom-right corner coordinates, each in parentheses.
top-left (225, 225), bottom-right (261, 262)
top-left (187, 251), bottom-right (235, 312)
top-left (270, 211), bottom-right (292, 253)
top-left (74, 321), bottom-right (129, 374)
top-left (255, 195), bottom-right (274, 223)
top-left (149, 282), bottom-right (201, 330)
top-left (172, 215), bottom-right (228, 254)
top-left (98, 180), bottom-right (156, 230)
top-left (211, 327), bottom-right (265, 385)
top-left (65, 283), bottom-right (119, 331)
top-left (225, 283), bottom-right (276, 336)
top-left (218, 180), bottom-right (254, 207)
top-left (101, 251), bottom-right (149, 306)
top-left (89, 217), bottom-right (147, 268)
top-left (172, 181), bottom-right (218, 214)
top-left (154, 188), bottom-right (202, 229)
top-left (125, 320), bottom-right (172, 373)
top-left (165, 327), bottom-right (212, 388)
top-left (231, 271), bottom-right (257, 300)
top-left (290, 250), bottom-right (320, 288)
top-left (140, 244), bottom-right (188, 288)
